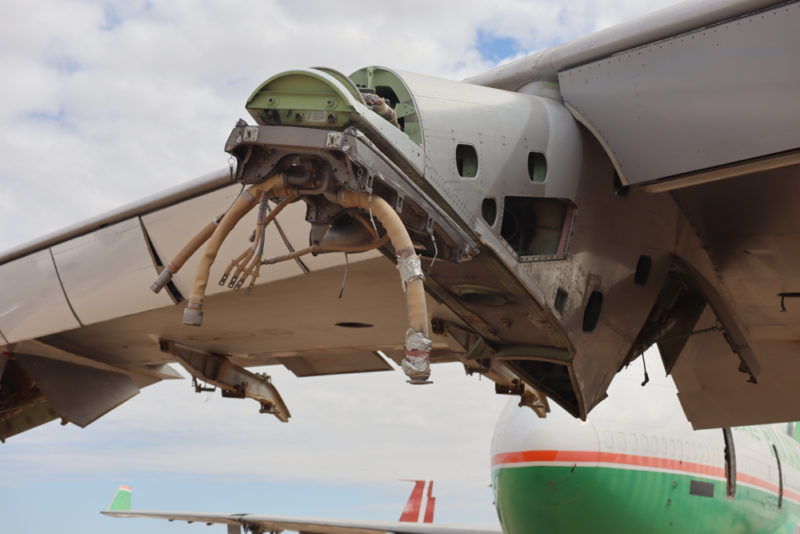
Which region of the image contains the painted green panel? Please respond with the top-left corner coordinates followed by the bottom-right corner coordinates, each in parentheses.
top-left (108, 487), bottom-right (131, 511)
top-left (350, 66), bottom-right (423, 146)
top-left (246, 71), bottom-right (357, 129)
top-left (494, 465), bottom-right (800, 534)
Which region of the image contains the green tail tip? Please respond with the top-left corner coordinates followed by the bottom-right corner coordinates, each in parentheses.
top-left (108, 485), bottom-right (132, 511)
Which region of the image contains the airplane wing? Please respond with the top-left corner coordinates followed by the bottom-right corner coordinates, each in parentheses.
top-left (2, 0), bottom-right (799, 437)
top-left (467, 0), bottom-right (800, 429)
top-left (100, 483), bottom-right (502, 534)
top-left (101, 510), bottom-right (501, 534)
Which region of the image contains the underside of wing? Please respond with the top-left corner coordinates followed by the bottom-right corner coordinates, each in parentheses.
top-left (0, 165), bottom-right (472, 440)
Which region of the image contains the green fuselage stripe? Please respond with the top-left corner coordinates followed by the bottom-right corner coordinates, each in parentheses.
top-left (493, 463), bottom-right (800, 534)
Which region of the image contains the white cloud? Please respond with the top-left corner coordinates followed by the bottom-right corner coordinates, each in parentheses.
top-left (0, 0), bottom-right (684, 249)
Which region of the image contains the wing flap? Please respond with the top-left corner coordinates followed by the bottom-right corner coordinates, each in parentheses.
top-left (559, 1), bottom-right (800, 187)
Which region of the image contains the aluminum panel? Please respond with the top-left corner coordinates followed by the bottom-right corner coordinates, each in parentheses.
top-left (51, 218), bottom-right (173, 325)
top-left (398, 70), bottom-right (583, 232)
top-left (0, 166), bottom-right (233, 265)
top-left (559, 2), bottom-right (800, 184)
top-left (466, 0), bottom-right (783, 89)
top-left (0, 250), bottom-right (80, 342)
top-left (15, 352), bottom-right (139, 427)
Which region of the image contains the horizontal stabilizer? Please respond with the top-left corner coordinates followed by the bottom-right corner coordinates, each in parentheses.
top-left (108, 486), bottom-right (132, 511)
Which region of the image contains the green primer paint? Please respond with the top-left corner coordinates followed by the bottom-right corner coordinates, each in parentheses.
top-left (246, 70), bottom-right (357, 129)
top-left (349, 66), bottom-right (423, 146)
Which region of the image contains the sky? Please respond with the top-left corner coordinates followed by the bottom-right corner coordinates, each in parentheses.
top-left (0, 1), bottom-right (684, 533)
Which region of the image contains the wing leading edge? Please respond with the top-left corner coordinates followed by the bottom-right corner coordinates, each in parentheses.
top-left (101, 510), bottom-right (501, 534)
top-left (100, 483), bottom-right (501, 534)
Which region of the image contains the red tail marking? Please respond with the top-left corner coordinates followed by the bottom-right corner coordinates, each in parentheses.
top-left (399, 480), bottom-right (425, 522)
top-left (423, 482), bottom-right (435, 523)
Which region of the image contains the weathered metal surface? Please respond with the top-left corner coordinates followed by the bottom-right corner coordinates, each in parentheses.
top-left (51, 218), bottom-right (173, 325)
top-left (161, 340), bottom-right (290, 422)
top-left (0, 249), bottom-right (80, 342)
top-left (559, 1), bottom-right (800, 185)
top-left (465, 0), bottom-right (786, 89)
top-left (0, 167), bottom-right (235, 266)
top-left (14, 351), bottom-right (139, 427)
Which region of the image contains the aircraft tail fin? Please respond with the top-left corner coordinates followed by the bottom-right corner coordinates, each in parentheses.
top-left (398, 480), bottom-right (435, 523)
top-left (424, 484), bottom-right (436, 523)
top-left (107, 485), bottom-right (132, 511)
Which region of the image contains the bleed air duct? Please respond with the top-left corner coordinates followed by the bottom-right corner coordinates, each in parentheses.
top-left (172, 177), bottom-right (432, 381)
top-left (150, 214), bottom-right (223, 294)
top-left (182, 175), bottom-right (287, 326)
top-left (169, 67), bottom-right (435, 383)
top-left (332, 189), bottom-right (431, 382)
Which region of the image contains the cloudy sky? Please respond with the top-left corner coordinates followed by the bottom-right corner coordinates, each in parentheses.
top-left (0, 1), bottom-right (683, 532)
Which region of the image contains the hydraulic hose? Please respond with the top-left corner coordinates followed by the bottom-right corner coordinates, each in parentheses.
top-left (183, 174), bottom-right (286, 326)
top-left (332, 189), bottom-right (432, 382)
top-left (262, 235), bottom-right (389, 265)
top-left (220, 194), bottom-right (298, 288)
top-left (150, 213), bottom-right (224, 294)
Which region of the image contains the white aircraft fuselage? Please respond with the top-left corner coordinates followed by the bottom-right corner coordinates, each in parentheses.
top-left (491, 355), bottom-right (800, 533)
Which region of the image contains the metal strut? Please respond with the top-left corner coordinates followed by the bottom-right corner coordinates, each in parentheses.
top-left (160, 339), bottom-right (290, 422)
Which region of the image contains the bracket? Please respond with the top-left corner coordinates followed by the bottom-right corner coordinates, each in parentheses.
top-left (160, 339), bottom-right (290, 422)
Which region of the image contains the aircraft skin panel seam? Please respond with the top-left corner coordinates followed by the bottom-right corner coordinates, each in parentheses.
top-left (0, 167), bottom-right (236, 266)
top-left (560, 100), bottom-right (628, 186)
top-left (47, 248), bottom-right (84, 328)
